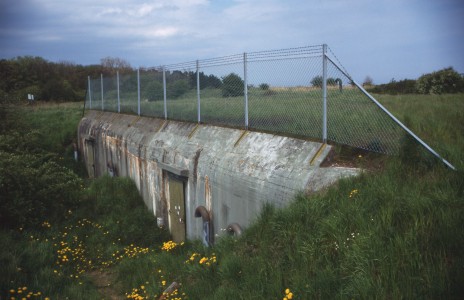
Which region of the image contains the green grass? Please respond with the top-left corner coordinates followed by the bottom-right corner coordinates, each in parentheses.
top-left (376, 93), bottom-right (464, 168)
top-left (1, 94), bottom-right (464, 299)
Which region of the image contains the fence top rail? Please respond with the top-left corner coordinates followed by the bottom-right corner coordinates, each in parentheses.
top-left (150, 45), bottom-right (326, 72)
top-left (87, 45), bottom-right (327, 76)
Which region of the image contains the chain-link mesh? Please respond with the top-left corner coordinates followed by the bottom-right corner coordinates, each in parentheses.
top-left (326, 60), bottom-right (405, 154)
top-left (162, 63), bottom-right (197, 122)
top-left (102, 76), bottom-right (117, 112)
top-left (119, 71), bottom-right (138, 114)
top-left (199, 55), bottom-right (245, 128)
top-left (85, 80), bottom-right (91, 109)
top-left (138, 69), bottom-right (163, 118)
top-left (88, 78), bottom-right (101, 110)
top-left (247, 46), bottom-right (323, 138)
top-left (84, 45), bottom-right (453, 163)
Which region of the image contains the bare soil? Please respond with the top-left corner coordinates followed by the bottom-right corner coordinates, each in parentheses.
top-left (87, 270), bottom-right (124, 300)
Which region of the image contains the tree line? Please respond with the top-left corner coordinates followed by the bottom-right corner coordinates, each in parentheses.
top-left (0, 56), bottom-right (102, 103)
top-left (308, 67), bottom-right (464, 95)
top-left (364, 67), bottom-right (464, 95)
top-left (2, 55), bottom-right (463, 104)
top-left (0, 56), bottom-right (238, 103)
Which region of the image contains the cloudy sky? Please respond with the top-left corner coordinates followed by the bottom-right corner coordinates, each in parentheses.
top-left (1, 0), bottom-right (463, 83)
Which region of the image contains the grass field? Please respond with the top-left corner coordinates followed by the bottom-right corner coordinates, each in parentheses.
top-left (1, 93), bottom-right (463, 299)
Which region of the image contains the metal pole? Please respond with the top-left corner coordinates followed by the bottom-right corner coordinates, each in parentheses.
top-left (101, 73), bottom-right (104, 111)
top-left (88, 76), bottom-right (92, 109)
top-left (137, 68), bottom-right (141, 116)
top-left (117, 70), bottom-right (120, 113)
top-left (196, 60), bottom-right (201, 123)
top-left (322, 44), bottom-right (328, 143)
top-left (163, 66), bottom-right (167, 120)
top-left (244, 52), bottom-right (249, 129)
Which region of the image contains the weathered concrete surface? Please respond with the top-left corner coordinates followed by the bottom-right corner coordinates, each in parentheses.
top-left (78, 111), bottom-right (359, 242)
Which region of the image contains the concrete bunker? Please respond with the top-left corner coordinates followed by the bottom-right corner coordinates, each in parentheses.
top-left (78, 111), bottom-right (359, 242)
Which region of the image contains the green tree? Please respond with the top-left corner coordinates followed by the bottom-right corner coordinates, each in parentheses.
top-left (327, 78), bottom-right (337, 86)
top-left (207, 74), bottom-right (222, 89)
top-left (416, 67), bottom-right (464, 94)
top-left (168, 79), bottom-right (190, 99)
top-left (259, 83), bottom-right (270, 90)
top-left (310, 75), bottom-right (323, 88)
top-left (144, 81), bottom-right (164, 101)
top-left (188, 72), bottom-right (222, 89)
top-left (0, 56), bottom-right (93, 103)
top-left (222, 73), bottom-right (244, 97)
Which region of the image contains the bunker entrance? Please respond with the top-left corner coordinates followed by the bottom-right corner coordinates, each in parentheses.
top-left (84, 138), bottom-right (96, 178)
top-left (167, 173), bottom-right (186, 243)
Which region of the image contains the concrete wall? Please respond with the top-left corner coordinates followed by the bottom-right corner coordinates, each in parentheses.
top-left (78, 111), bottom-right (358, 242)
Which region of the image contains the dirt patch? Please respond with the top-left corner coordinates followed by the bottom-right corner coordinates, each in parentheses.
top-left (87, 270), bottom-right (124, 300)
top-left (320, 144), bottom-right (387, 171)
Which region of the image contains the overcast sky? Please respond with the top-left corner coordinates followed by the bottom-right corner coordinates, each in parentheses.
top-left (1, 0), bottom-right (463, 84)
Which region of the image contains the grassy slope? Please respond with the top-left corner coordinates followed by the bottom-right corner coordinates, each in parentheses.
top-left (1, 94), bottom-right (463, 299)
top-left (139, 93), bottom-right (464, 299)
top-left (0, 103), bottom-right (171, 299)
top-left (112, 94), bottom-right (463, 299)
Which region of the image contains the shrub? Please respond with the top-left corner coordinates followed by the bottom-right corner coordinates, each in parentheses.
top-left (259, 83), bottom-right (270, 90)
top-left (310, 75), bottom-right (322, 88)
top-left (222, 73), bottom-right (244, 97)
top-left (367, 79), bottom-right (417, 95)
top-left (168, 79), bottom-right (190, 99)
top-left (0, 151), bottom-right (82, 229)
top-left (144, 81), bottom-right (164, 101)
top-left (416, 67), bottom-right (464, 94)
top-left (41, 79), bottom-right (79, 101)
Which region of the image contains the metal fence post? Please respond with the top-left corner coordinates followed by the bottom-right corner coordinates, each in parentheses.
top-left (244, 52), bottom-right (249, 129)
top-left (101, 73), bottom-right (104, 111)
top-left (322, 44), bottom-right (328, 143)
top-left (117, 70), bottom-right (120, 113)
top-left (137, 68), bottom-right (141, 116)
top-left (88, 76), bottom-right (92, 109)
top-left (163, 66), bottom-right (167, 120)
top-left (196, 60), bottom-right (201, 123)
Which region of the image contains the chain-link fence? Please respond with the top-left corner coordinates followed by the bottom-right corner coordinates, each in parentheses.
top-left (84, 45), bottom-right (455, 169)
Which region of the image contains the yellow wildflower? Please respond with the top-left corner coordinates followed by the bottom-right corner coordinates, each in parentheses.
top-left (349, 189), bottom-right (359, 198)
top-left (199, 257), bottom-right (207, 264)
top-left (284, 288), bottom-right (293, 299)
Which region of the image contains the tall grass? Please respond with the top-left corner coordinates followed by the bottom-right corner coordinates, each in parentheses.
top-left (377, 93), bottom-right (464, 169)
